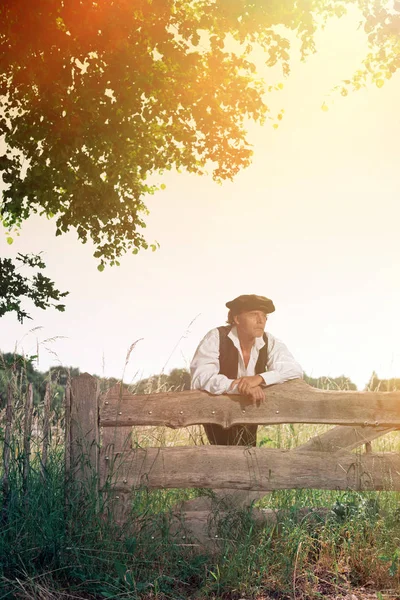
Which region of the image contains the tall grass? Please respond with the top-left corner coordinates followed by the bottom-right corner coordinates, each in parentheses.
top-left (1, 361), bottom-right (400, 599)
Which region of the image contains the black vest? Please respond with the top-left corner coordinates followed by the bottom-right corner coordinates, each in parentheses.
top-left (217, 325), bottom-right (268, 379)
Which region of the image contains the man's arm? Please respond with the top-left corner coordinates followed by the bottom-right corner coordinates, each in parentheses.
top-left (259, 333), bottom-right (303, 386)
top-left (190, 328), bottom-right (237, 395)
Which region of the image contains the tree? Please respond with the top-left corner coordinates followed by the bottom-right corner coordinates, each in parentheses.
top-left (1, 0), bottom-right (398, 268)
top-left (365, 371), bottom-right (400, 392)
top-left (133, 368), bottom-right (191, 394)
top-left (0, 253), bottom-right (68, 322)
top-left (167, 367), bottom-right (191, 391)
top-left (0, 352), bottom-right (45, 407)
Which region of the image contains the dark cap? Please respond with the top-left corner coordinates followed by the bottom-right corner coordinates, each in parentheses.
top-left (225, 294), bottom-right (275, 316)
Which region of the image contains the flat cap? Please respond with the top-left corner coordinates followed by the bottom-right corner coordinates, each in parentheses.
top-left (226, 294), bottom-right (275, 315)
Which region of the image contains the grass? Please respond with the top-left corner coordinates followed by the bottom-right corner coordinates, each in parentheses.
top-left (1, 368), bottom-right (400, 599)
top-left (3, 466), bottom-right (400, 599)
top-left (2, 431), bottom-right (400, 600)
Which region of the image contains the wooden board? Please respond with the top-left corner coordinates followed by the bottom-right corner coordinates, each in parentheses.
top-left (99, 445), bottom-right (400, 492)
top-left (102, 426), bottom-right (133, 453)
top-left (70, 373), bottom-right (99, 481)
top-left (207, 426), bottom-right (399, 506)
top-left (100, 379), bottom-right (400, 428)
top-left (295, 425), bottom-right (397, 453)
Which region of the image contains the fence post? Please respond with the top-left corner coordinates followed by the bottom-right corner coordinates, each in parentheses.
top-left (68, 373), bottom-right (99, 489)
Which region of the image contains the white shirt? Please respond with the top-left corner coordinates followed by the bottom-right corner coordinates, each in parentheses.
top-left (190, 325), bottom-right (303, 395)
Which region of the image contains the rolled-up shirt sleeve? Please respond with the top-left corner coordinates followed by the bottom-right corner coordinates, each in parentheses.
top-left (190, 329), bottom-right (235, 395)
top-left (259, 333), bottom-right (303, 387)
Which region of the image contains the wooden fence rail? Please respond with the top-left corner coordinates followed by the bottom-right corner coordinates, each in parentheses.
top-left (67, 374), bottom-right (400, 503)
top-left (99, 446), bottom-right (400, 492)
top-left (100, 378), bottom-right (400, 428)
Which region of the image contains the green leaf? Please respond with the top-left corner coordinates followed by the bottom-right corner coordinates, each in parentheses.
top-left (0, 254), bottom-right (68, 322)
top-left (124, 536), bottom-right (137, 553)
top-left (0, 0), bottom-right (396, 272)
top-left (6, 237), bottom-right (13, 245)
top-left (97, 263), bottom-right (105, 272)
top-left (114, 560), bottom-right (127, 581)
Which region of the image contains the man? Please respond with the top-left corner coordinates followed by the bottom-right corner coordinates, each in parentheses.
top-left (190, 294), bottom-right (302, 447)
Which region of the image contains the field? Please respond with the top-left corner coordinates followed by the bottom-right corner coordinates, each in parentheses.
top-left (1, 370), bottom-right (400, 600)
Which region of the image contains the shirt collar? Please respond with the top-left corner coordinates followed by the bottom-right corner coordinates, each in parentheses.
top-left (228, 325), bottom-right (266, 352)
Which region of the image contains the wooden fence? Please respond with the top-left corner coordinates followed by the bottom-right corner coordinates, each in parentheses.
top-left (67, 373), bottom-right (400, 528)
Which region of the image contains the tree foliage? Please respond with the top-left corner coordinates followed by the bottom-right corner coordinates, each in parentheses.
top-left (1, 0), bottom-right (398, 267)
top-left (0, 253), bottom-right (68, 322)
top-left (0, 352), bottom-right (44, 407)
top-left (134, 367), bottom-right (191, 394)
top-left (0, 352), bottom-right (81, 409)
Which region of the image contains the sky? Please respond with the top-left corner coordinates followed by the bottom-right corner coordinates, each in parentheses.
top-left (1, 10), bottom-right (399, 390)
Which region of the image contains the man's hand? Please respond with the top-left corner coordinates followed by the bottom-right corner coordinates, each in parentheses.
top-left (231, 375), bottom-right (264, 395)
top-left (228, 376), bottom-right (265, 403)
top-left (247, 385), bottom-right (265, 403)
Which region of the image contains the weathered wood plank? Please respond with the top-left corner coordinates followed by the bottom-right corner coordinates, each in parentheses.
top-left (100, 379), bottom-right (400, 428)
top-left (70, 373), bottom-right (99, 483)
top-left (99, 445), bottom-right (400, 492)
top-left (295, 425), bottom-right (397, 453)
top-left (102, 426), bottom-right (133, 453)
top-left (104, 490), bottom-right (133, 524)
top-left (101, 426), bottom-right (133, 483)
top-left (212, 423), bottom-right (395, 505)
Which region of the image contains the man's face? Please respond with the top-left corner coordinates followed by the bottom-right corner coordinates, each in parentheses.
top-left (234, 310), bottom-right (267, 339)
